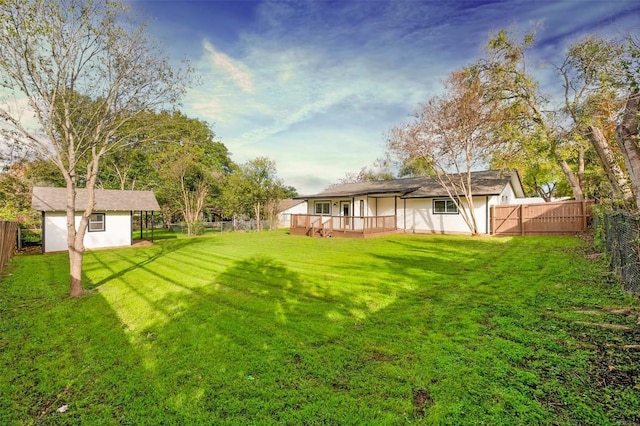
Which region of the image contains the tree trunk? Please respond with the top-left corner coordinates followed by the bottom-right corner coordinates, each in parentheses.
top-left (69, 244), bottom-right (84, 297)
top-left (587, 125), bottom-right (633, 201)
top-left (614, 91), bottom-right (640, 210)
top-left (556, 151), bottom-right (585, 201)
top-left (66, 184), bottom-right (86, 297)
top-left (254, 201), bottom-right (261, 231)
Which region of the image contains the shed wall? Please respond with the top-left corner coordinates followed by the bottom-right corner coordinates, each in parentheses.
top-left (43, 211), bottom-right (132, 253)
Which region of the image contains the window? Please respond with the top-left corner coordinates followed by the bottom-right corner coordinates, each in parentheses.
top-left (88, 213), bottom-right (105, 232)
top-left (360, 200), bottom-right (365, 218)
top-left (315, 201), bottom-right (331, 215)
top-left (433, 199), bottom-right (458, 214)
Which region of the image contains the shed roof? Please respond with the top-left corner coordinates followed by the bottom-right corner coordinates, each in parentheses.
top-left (32, 187), bottom-right (161, 212)
top-left (297, 170), bottom-right (524, 199)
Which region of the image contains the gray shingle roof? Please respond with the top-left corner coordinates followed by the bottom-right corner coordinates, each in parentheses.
top-left (277, 198), bottom-right (305, 213)
top-left (297, 170), bottom-right (523, 199)
top-left (403, 170), bottom-right (521, 198)
top-left (32, 187), bottom-right (161, 212)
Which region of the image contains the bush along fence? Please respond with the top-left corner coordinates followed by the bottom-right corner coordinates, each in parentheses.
top-left (0, 221), bottom-right (18, 273)
top-left (593, 208), bottom-right (640, 294)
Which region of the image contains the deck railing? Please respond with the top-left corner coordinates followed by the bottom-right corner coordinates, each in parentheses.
top-left (291, 214), bottom-right (396, 237)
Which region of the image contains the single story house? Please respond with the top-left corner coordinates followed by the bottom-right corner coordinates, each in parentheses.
top-left (276, 199), bottom-right (308, 228)
top-left (32, 186), bottom-right (161, 253)
top-left (291, 170), bottom-right (525, 237)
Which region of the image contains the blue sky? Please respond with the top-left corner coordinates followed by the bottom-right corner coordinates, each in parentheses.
top-left (130, 0), bottom-right (639, 195)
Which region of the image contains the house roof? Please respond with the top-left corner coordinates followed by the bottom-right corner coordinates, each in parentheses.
top-left (277, 198), bottom-right (306, 213)
top-left (32, 186), bottom-right (161, 212)
top-left (297, 170), bottom-right (524, 199)
top-left (298, 176), bottom-right (427, 199)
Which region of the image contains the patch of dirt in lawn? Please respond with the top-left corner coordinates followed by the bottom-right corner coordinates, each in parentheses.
top-left (412, 388), bottom-right (434, 419)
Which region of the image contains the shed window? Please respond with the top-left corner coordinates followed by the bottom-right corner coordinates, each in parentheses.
top-left (315, 201), bottom-right (331, 215)
top-left (89, 213), bottom-right (105, 232)
top-left (433, 199), bottom-right (458, 214)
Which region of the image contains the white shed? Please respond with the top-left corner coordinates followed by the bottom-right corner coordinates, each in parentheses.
top-left (32, 187), bottom-right (161, 253)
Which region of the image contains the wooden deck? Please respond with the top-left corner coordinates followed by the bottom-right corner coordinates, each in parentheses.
top-left (290, 214), bottom-right (398, 238)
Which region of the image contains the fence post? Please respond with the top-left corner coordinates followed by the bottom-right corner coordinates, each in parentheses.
top-left (0, 221), bottom-right (18, 273)
top-left (520, 204), bottom-right (525, 236)
top-left (490, 205), bottom-right (495, 235)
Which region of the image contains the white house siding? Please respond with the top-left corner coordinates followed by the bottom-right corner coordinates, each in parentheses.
top-left (498, 183), bottom-right (517, 204)
top-left (278, 202), bottom-right (308, 228)
top-left (401, 196), bottom-right (496, 235)
top-left (375, 197), bottom-right (396, 216)
top-left (309, 199), bottom-right (339, 216)
top-left (43, 211), bottom-right (132, 253)
top-left (354, 197), bottom-right (368, 216)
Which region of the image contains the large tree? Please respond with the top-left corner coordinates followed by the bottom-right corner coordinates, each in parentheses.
top-left (152, 112), bottom-right (233, 236)
top-left (334, 165), bottom-right (394, 186)
top-left (613, 37), bottom-right (640, 209)
top-left (0, 0), bottom-right (189, 296)
top-left (472, 30), bottom-right (591, 201)
top-left (219, 157), bottom-right (289, 231)
top-left (387, 70), bottom-right (502, 235)
top-left (475, 30), bottom-right (640, 207)
top-left (557, 36), bottom-right (633, 203)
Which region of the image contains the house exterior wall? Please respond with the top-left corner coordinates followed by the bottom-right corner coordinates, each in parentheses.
top-left (308, 196), bottom-right (399, 218)
top-left (307, 198), bottom-right (350, 216)
top-left (375, 197), bottom-right (396, 216)
top-left (400, 195), bottom-right (502, 235)
top-left (43, 211), bottom-right (132, 253)
top-left (303, 180), bottom-right (522, 235)
top-left (278, 202), bottom-right (308, 228)
top-left (498, 183), bottom-right (517, 204)
top-left (354, 197), bottom-right (367, 216)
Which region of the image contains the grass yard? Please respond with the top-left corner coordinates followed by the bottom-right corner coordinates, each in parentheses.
top-left (1, 230), bottom-right (639, 425)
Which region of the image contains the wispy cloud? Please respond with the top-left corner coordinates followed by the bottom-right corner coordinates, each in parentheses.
top-left (157, 0), bottom-right (640, 193)
top-left (202, 40), bottom-right (254, 94)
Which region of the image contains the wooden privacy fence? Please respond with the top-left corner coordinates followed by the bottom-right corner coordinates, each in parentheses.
top-left (0, 221), bottom-right (18, 272)
top-left (491, 201), bottom-right (593, 236)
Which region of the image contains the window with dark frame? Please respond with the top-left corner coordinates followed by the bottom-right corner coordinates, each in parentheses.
top-left (360, 200), bottom-right (365, 218)
top-left (433, 199), bottom-right (458, 214)
top-left (314, 201), bottom-right (331, 215)
top-left (88, 213), bottom-right (106, 232)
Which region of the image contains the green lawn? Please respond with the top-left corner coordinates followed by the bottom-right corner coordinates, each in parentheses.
top-left (1, 230), bottom-right (638, 425)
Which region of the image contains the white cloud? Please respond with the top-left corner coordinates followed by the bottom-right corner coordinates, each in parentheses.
top-left (176, 0), bottom-right (639, 194)
top-left (202, 40), bottom-right (255, 94)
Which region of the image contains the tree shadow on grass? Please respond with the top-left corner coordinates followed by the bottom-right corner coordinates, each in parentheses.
top-left (129, 254), bottom-right (398, 423)
top-left (0, 268), bottom-right (172, 423)
top-left (84, 237), bottom-right (211, 289)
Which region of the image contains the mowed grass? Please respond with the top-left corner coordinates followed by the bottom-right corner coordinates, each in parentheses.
top-left (1, 230), bottom-right (639, 425)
